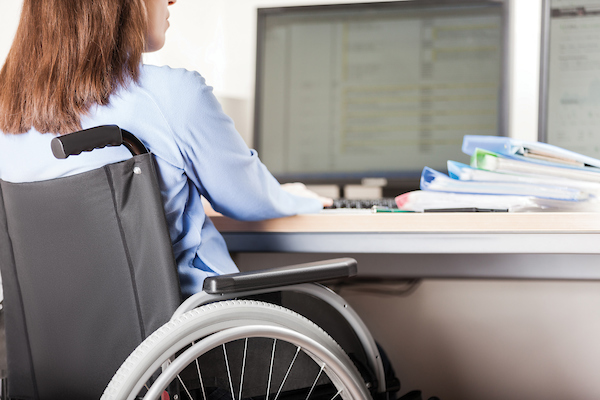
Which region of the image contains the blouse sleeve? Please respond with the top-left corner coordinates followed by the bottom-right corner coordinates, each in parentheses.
top-left (164, 69), bottom-right (323, 221)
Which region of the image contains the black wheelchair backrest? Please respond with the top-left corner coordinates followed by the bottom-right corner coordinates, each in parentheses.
top-left (0, 126), bottom-right (181, 399)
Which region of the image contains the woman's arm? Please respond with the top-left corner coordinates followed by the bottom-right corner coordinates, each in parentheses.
top-left (166, 69), bottom-right (325, 221)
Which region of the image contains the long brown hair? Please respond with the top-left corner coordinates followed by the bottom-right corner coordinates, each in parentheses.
top-left (0, 0), bottom-right (147, 135)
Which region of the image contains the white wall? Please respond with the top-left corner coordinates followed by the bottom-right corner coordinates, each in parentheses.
top-left (0, 0), bottom-right (23, 62)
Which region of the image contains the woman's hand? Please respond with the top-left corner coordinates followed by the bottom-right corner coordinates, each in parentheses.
top-left (281, 182), bottom-right (334, 208)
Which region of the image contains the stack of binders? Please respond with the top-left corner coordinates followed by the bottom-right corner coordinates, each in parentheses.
top-left (396, 136), bottom-right (600, 212)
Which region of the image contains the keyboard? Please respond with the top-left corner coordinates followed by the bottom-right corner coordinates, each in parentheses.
top-left (324, 198), bottom-right (398, 210)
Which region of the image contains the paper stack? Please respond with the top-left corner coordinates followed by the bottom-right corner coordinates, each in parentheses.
top-left (396, 136), bottom-right (600, 212)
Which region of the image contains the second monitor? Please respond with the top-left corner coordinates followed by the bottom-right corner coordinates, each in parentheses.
top-left (254, 0), bottom-right (509, 193)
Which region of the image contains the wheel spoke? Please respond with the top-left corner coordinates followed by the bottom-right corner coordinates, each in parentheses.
top-left (176, 374), bottom-right (194, 400)
top-left (274, 346), bottom-right (301, 400)
top-left (305, 364), bottom-right (325, 400)
top-left (195, 358), bottom-right (206, 400)
top-left (266, 339), bottom-right (277, 400)
top-left (329, 388), bottom-right (343, 400)
top-left (223, 344), bottom-right (235, 400)
top-left (238, 338), bottom-right (248, 400)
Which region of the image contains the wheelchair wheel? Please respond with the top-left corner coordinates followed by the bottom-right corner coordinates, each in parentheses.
top-left (102, 300), bottom-right (372, 400)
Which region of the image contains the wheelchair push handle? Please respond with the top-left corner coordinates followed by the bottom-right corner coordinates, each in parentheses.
top-left (51, 125), bottom-right (148, 159)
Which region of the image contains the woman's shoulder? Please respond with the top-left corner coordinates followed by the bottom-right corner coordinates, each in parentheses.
top-left (133, 64), bottom-right (217, 116)
top-left (139, 64), bottom-right (210, 94)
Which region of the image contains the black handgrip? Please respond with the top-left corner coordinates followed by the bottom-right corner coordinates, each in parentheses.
top-left (51, 125), bottom-right (124, 159)
top-left (203, 258), bottom-right (358, 294)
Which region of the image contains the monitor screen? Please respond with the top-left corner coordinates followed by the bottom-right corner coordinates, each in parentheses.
top-left (539, 0), bottom-right (600, 157)
top-left (254, 0), bottom-right (509, 191)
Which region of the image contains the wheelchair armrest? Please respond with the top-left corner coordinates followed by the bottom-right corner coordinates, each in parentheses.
top-left (202, 258), bottom-right (357, 294)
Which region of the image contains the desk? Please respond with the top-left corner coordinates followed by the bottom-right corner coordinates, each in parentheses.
top-left (208, 211), bottom-right (600, 280)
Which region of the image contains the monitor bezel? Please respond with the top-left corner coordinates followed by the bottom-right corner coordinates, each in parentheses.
top-left (253, 0), bottom-right (511, 188)
top-left (538, 0), bottom-right (551, 143)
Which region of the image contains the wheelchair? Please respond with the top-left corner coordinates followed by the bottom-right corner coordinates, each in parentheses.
top-left (0, 125), bottom-right (400, 400)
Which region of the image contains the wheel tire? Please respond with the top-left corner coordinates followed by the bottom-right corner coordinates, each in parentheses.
top-left (101, 300), bottom-right (372, 400)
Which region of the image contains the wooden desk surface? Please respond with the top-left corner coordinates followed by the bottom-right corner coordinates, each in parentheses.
top-left (207, 211), bottom-right (600, 234)
top-left (208, 210), bottom-right (600, 278)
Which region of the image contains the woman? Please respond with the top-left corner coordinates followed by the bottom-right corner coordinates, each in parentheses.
top-left (0, 0), bottom-right (330, 297)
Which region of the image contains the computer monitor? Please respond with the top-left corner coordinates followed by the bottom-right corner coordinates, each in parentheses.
top-left (539, 0), bottom-right (600, 158)
top-left (254, 0), bottom-right (509, 195)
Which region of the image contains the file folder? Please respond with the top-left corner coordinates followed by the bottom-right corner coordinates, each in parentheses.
top-left (462, 135), bottom-right (600, 170)
top-left (471, 149), bottom-right (600, 183)
top-left (448, 160), bottom-right (600, 195)
top-left (395, 189), bottom-right (598, 213)
top-left (420, 166), bottom-right (587, 201)
top-left (396, 190), bottom-right (538, 212)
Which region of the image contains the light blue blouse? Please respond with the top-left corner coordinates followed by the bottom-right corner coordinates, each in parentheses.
top-left (0, 65), bottom-right (322, 297)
